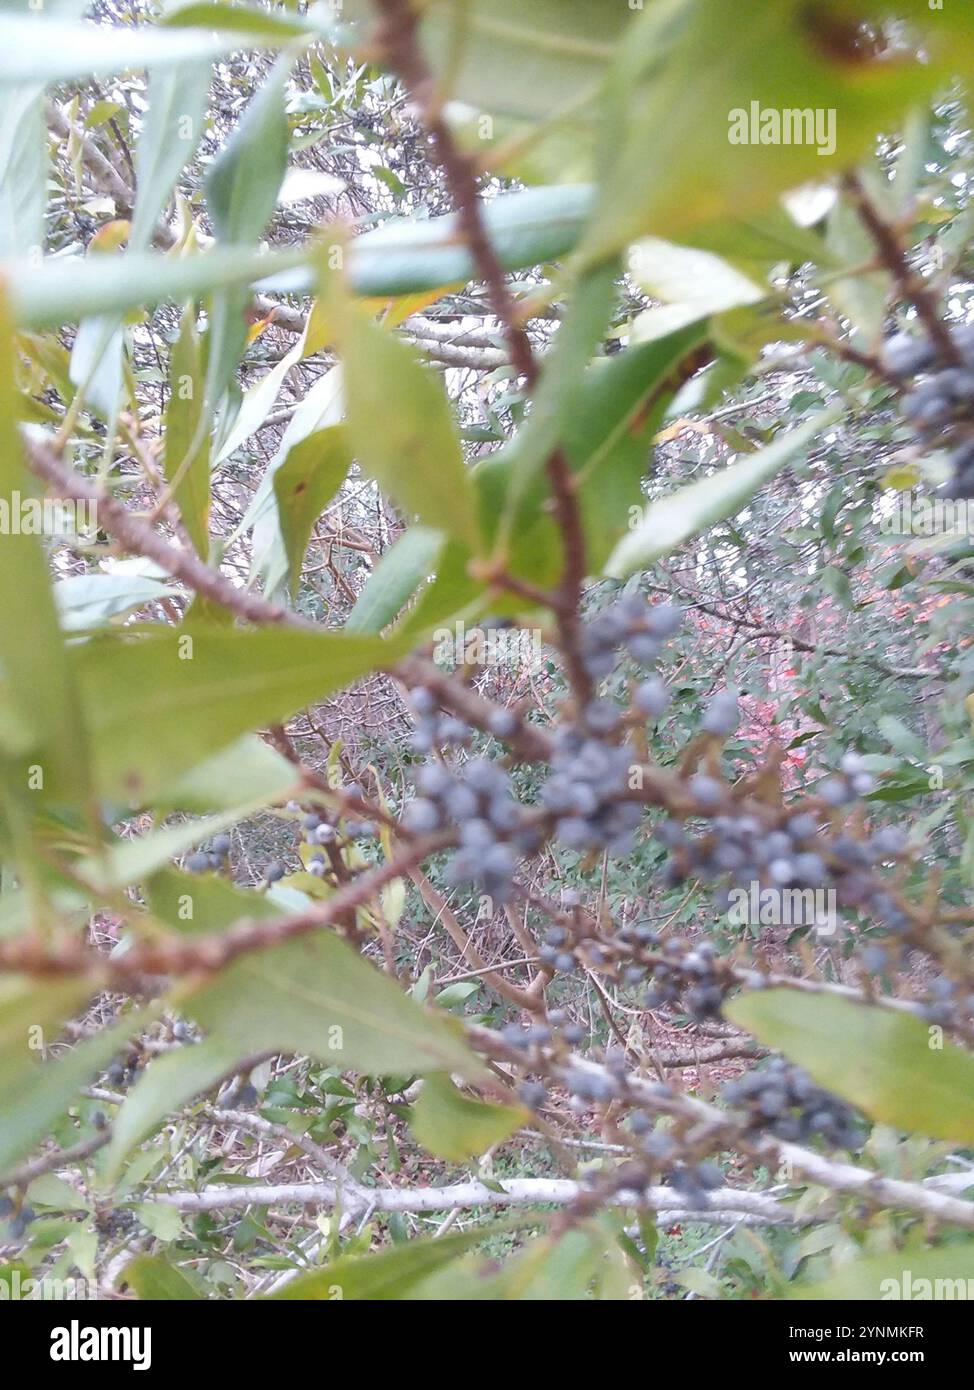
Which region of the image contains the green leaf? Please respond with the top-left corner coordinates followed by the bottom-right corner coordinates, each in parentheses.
top-left (340, 312), bottom-right (480, 550)
top-left (345, 527), bottom-right (443, 634)
top-left (0, 1002), bottom-right (151, 1179)
top-left (499, 259), bottom-right (619, 529)
top-left (163, 2), bottom-right (313, 41)
top-left (628, 237), bottom-right (765, 336)
top-left (0, 12), bottom-right (274, 83)
top-left (146, 867), bottom-right (281, 935)
top-left (206, 55), bottom-right (291, 246)
top-left (476, 324), bottom-right (711, 581)
top-left (12, 185), bottom-right (592, 328)
top-left (821, 185), bottom-right (889, 351)
top-left (134, 1203), bottom-right (183, 1242)
top-left (106, 1038), bottom-right (240, 1181)
top-left (877, 715), bottom-right (926, 762)
top-left (181, 934), bottom-right (483, 1080)
top-left (272, 1228), bottom-right (489, 1300)
top-left (410, 1227), bottom-right (618, 1300)
top-left (52, 574), bottom-right (178, 633)
top-left (121, 1254), bottom-right (200, 1300)
top-left (13, 243), bottom-right (309, 330)
top-left (129, 63), bottom-right (212, 251)
top-left (343, 0), bottom-right (631, 183)
top-left (580, 0), bottom-right (955, 262)
top-left (604, 408), bottom-right (840, 579)
top-left (69, 627), bottom-right (404, 803)
top-left (155, 734), bottom-right (298, 814)
top-left (411, 1075), bottom-right (525, 1162)
top-left (352, 0), bottom-right (627, 124)
top-left (273, 426), bottom-right (351, 594)
top-left (725, 990), bottom-right (974, 1145)
top-left (792, 1243), bottom-right (974, 1301)
top-left (347, 183), bottom-right (593, 298)
top-left (0, 86), bottom-right (45, 258)
top-left (0, 291), bottom-right (91, 802)
top-left (205, 55), bottom-right (293, 407)
top-left (164, 301), bottom-right (210, 557)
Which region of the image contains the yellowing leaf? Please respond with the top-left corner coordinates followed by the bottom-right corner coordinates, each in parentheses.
top-left (411, 1074), bottom-right (525, 1161)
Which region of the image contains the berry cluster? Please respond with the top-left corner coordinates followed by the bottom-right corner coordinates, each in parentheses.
top-left (541, 598), bottom-right (681, 854)
top-left (104, 1057), bottom-right (141, 1089)
top-left (882, 326), bottom-right (974, 497)
top-left (542, 723), bottom-right (643, 854)
top-left (409, 687), bottom-right (474, 753)
top-left (185, 833), bottom-right (232, 874)
top-left (578, 595), bottom-right (682, 680)
top-left (656, 751), bottom-right (907, 934)
top-left (642, 938), bottom-right (727, 1021)
top-left (404, 758), bottom-right (534, 904)
top-left (723, 1059), bottom-right (865, 1150)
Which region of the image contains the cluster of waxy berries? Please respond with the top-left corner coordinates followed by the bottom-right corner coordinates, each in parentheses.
top-left (723, 1059), bottom-right (865, 1150)
top-left (541, 724), bottom-right (644, 855)
top-left (297, 802), bottom-right (375, 878)
top-left (578, 594), bottom-right (682, 680)
top-left (0, 1198), bottom-right (36, 1242)
top-left (185, 833), bottom-right (232, 874)
top-left (409, 688), bottom-right (522, 753)
top-left (882, 325), bottom-right (974, 497)
top-left (104, 1057), bottom-right (141, 1090)
top-left (403, 757), bottom-right (536, 904)
top-left (656, 750), bottom-right (908, 932)
top-left (620, 1115), bottom-right (725, 1208)
top-left (399, 596), bottom-right (683, 893)
top-left (641, 937), bottom-right (727, 1022)
top-left (542, 598), bottom-right (680, 854)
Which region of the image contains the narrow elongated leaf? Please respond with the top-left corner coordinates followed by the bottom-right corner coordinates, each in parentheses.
top-left (273, 426), bottom-right (351, 594)
top-left (206, 55), bottom-right (290, 245)
top-left (341, 312), bottom-right (480, 550)
top-left (499, 259), bottom-right (619, 528)
top-left (13, 244), bottom-right (310, 330)
top-left (604, 408), bottom-right (839, 579)
top-left (0, 85), bottom-right (45, 258)
top-left (164, 301), bottom-right (210, 556)
top-left (345, 527), bottom-right (443, 634)
top-left (0, 293), bottom-right (90, 800)
top-left (13, 185), bottom-right (593, 328)
top-left (181, 934), bottom-right (484, 1079)
top-left (726, 990), bottom-right (974, 1145)
top-left (273, 1229), bottom-right (489, 1300)
top-left (130, 62), bottom-right (212, 251)
top-left (53, 573), bottom-right (178, 631)
top-left (69, 627), bottom-right (405, 803)
top-left (106, 1037), bottom-right (241, 1180)
top-left (205, 55), bottom-right (293, 409)
top-left (0, 13), bottom-right (272, 83)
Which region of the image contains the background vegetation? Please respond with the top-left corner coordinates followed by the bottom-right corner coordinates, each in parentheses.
top-left (3, 0), bottom-right (974, 1301)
